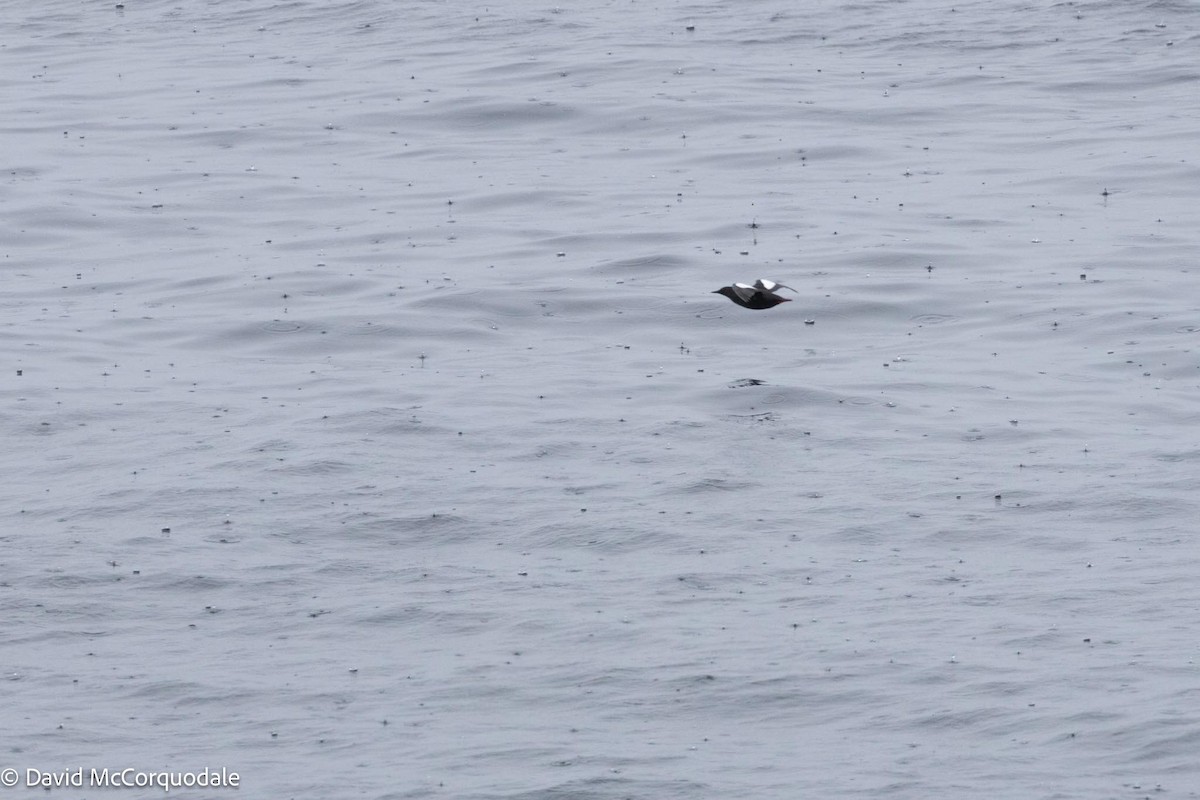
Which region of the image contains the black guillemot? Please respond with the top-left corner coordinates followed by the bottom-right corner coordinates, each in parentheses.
top-left (713, 279), bottom-right (796, 310)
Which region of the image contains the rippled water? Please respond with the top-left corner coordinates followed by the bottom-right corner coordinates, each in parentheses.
top-left (4, 1), bottom-right (1200, 798)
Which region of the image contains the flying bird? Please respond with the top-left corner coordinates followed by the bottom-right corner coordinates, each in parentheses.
top-left (712, 279), bottom-right (797, 310)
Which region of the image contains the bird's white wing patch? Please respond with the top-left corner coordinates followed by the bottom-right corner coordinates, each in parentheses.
top-left (754, 279), bottom-right (796, 293)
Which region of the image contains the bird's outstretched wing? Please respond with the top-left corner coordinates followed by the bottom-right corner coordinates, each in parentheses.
top-left (753, 279), bottom-right (797, 294)
top-left (731, 283), bottom-right (765, 303)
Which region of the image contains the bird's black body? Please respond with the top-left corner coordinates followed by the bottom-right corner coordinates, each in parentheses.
top-left (713, 279), bottom-right (796, 310)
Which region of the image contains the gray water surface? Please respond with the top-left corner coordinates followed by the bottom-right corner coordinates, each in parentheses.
top-left (3, 2), bottom-right (1200, 798)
